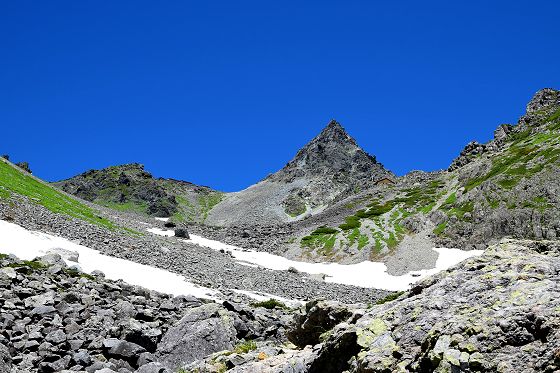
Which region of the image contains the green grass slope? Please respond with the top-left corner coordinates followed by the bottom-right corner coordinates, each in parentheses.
top-left (0, 159), bottom-right (116, 229)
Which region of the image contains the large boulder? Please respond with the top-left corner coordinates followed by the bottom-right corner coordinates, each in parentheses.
top-left (287, 300), bottom-right (357, 348)
top-left (308, 240), bottom-right (560, 372)
top-left (174, 228), bottom-right (189, 239)
top-left (156, 303), bottom-right (237, 370)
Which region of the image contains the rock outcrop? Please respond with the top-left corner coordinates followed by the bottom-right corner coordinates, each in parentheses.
top-left (54, 163), bottom-right (223, 221)
top-left (185, 239), bottom-right (560, 372)
top-left (156, 303), bottom-right (237, 369)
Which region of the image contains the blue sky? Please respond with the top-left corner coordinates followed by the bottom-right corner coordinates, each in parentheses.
top-left (1, 1), bottom-right (559, 191)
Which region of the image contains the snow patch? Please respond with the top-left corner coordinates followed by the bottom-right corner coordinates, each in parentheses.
top-left (154, 217), bottom-right (170, 222)
top-left (187, 234), bottom-right (483, 292)
top-left (147, 227), bottom-right (175, 237)
top-left (0, 220), bottom-right (219, 300)
top-left (232, 289), bottom-right (303, 308)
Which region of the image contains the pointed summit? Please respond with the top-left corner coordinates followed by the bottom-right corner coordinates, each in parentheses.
top-left (268, 119), bottom-right (393, 182)
top-left (313, 119), bottom-right (355, 145)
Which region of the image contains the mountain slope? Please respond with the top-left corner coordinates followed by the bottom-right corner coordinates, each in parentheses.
top-left (54, 163), bottom-right (223, 223)
top-left (205, 120), bottom-right (393, 226)
top-left (275, 88), bottom-right (560, 262)
top-left (0, 157), bottom-right (117, 229)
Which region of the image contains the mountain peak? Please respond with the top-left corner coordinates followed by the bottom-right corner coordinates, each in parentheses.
top-left (267, 119), bottom-right (392, 183)
top-left (314, 119), bottom-right (356, 146)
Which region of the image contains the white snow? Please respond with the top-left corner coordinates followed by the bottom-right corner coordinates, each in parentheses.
top-left (154, 217), bottom-right (170, 222)
top-left (0, 220), bottom-right (219, 300)
top-left (232, 289), bottom-right (304, 308)
top-left (186, 234), bottom-right (483, 292)
top-left (147, 227), bottom-right (175, 237)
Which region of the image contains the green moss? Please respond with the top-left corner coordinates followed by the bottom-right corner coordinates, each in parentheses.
top-left (0, 187), bottom-right (10, 199)
top-left (444, 201), bottom-right (474, 220)
top-left (0, 160), bottom-right (116, 229)
top-left (234, 340), bottom-right (257, 354)
top-left (347, 228), bottom-right (360, 246)
top-left (7, 260), bottom-right (47, 272)
top-left (312, 226), bottom-right (338, 235)
top-left (251, 298), bottom-right (288, 310)
top-left (433, 222), bottom-right (447, 236)
top-left (522, 196), bottom-right (553, 212)
top-left (487, 199), bottom-right (500, 209)
top-left (173, 191), bottom-right (224, 223)
top-left (339, 215), bottom-right (361, 230)
top-left (357, 234), bottom-right (369, 250)
top-left (464, 130), bottom-right (560, 191)
top-left (64, 268), bottom-right (95, 280)
top-left (301, 231), bottom-right (338, 253)
top-left (198, 192), bottom-right (224, 222)
top-left (385, 232), bottom-right (398, 249)
top-left (376, 291), bottom-right (405, 305)
top-left (418, 202), bottom-right (436, 214)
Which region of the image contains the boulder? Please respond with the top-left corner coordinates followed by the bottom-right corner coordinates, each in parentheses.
top-left (102, 338), bottom-right (146, 367)
top-left (287, 300), bottom-right (355, 348)
top-left (156, 303), bottom-right (237, 370)
top-left (135, 362), bottom-right (171, 373)
top-left (173, 228), bottom-right (189, 239)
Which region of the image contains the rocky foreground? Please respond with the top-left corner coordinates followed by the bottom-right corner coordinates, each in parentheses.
top-left (1, 238), bottom-right (559, 372)
top-left (0, 252), bottom-right (292, 373)
top-left (188, 239), bottom-right (560, 372)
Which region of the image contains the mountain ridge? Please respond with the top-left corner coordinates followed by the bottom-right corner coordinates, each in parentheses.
top-left (51, 88), bottom-right (560, 263)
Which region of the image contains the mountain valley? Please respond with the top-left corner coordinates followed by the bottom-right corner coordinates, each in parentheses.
top-left (1, 88), bottom-right (560, 372)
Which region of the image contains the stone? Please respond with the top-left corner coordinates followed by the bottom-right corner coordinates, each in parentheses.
top-left (45, 330), bottom-right (67, 344)
top-left (156, 303), bottom-right (237, 369)
top-left (173, 228), bottom-right (189, 239)
top-left (288, 300), bottom-right (354, 348)
top-left (135, 362), bottom-right (171, 373)
top-left (0, 344), bottom-right (11, 373)
top-left (103, 339), bottom-right (146, 366)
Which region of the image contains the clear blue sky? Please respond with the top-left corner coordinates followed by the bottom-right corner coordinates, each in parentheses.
top-left (1, 1), bottom-right (559, 191)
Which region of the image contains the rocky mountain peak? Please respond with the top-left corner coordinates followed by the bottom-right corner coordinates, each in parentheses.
top-left (268, 119), bottom-right (392, 183)
top-left (526, 88), bottom-right (560, 114)
top-left (313, 119), bottom-right (356, 146)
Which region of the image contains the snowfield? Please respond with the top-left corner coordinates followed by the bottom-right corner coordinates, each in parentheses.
top-left (145, 225), bottom-right (483, 292)
top-left (0, 217), bottom-right (483, 304)
top-left (187, 234), bottom-right (483, 291)
top-left (0, 220), bottom-right (302, 305)
top-left (0, 220), bottom-right (219, 300)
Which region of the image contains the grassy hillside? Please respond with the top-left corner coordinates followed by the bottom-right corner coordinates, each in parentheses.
top-left (0, 159), bottom-right (117, 229)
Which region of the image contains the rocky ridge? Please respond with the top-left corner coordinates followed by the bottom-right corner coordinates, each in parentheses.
top-left (54, 164), bottom-right (223, 222)
top-left (195, 88), bottom-right (560, 265)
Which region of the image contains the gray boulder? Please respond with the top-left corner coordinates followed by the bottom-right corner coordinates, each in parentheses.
top-left (287, 300), bottom-right (356, 348)
top-left (135, 362), bottom-right (171, 373)
top-left (173, 228), bottom-right (189, 238)
top-left (156, 303), bottom-right (237, 370)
